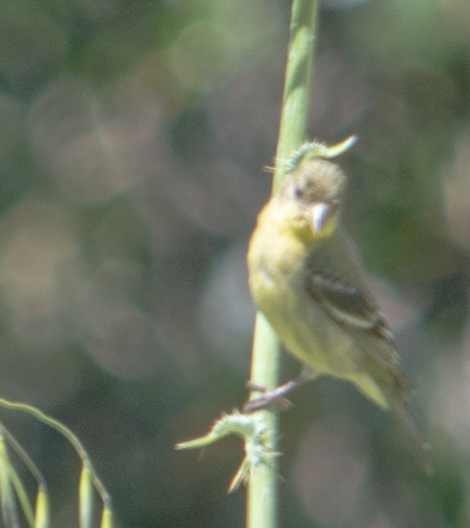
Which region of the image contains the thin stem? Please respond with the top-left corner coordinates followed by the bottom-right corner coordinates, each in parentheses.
top-left (0, 398), bottom-right (111, 507)
top-left (273, 0), bottom-right (320, 192)
top-left (246, 1), bottom-right (319, 528)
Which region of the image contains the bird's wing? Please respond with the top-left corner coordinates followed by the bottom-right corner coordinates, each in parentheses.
top-left (305, 234), bottom-right (401, 370)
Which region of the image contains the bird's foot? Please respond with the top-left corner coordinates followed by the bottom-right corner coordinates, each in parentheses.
top-left (243, 374), bottom-right (309, 413)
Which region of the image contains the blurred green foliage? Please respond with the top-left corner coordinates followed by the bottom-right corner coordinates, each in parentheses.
top-left (0, 0), bottom-right (469, 526)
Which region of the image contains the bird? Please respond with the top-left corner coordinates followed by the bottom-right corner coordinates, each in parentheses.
top-left (245, 138), bottom-right (428, 468)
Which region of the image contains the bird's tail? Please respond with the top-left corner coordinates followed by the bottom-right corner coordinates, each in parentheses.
top-left (387, 380), bottom-right (432, 475)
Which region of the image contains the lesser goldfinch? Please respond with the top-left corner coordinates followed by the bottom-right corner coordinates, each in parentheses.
top-left (246, 138), bottom-right (427, 466)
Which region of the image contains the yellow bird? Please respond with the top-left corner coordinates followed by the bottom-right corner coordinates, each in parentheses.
top-left (246, 138), bottom-right (428, 467)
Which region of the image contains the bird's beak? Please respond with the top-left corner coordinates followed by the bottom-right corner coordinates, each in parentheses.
top-left (309, 202), bottom-right (336, 235)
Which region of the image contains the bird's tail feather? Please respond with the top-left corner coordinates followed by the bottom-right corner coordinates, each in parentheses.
top-left (388, 386), bottom-right (432, 474)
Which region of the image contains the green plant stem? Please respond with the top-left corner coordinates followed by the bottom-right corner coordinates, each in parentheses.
top-left (273, 0), bottom-right (320, 192)
top-left (0, 398), bottom-right (111, 507)
top-left (246, 1), bottom-right (319, 528)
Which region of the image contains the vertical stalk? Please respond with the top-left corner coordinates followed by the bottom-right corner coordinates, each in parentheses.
top-left (274, 0), bottom-right (320, 191)
top-left (246, 1), bottom-right (319, 528)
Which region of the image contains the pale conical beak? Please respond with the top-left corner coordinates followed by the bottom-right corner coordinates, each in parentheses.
top-left (310, 202), bottom-right (333, 235)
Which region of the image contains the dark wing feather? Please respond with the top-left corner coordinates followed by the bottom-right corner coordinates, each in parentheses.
top-left (305, 231), bottom-right (400, 369)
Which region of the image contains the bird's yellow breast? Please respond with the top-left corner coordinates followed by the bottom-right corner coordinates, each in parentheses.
top-left (247, 201), bottom-right (307, 306)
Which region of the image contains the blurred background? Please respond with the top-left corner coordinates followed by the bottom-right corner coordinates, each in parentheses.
top-left (0, 0), bottom-right (469, 526)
